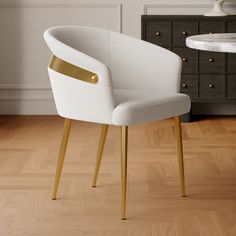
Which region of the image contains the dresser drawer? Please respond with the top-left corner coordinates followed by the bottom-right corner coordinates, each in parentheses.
top-left (173, 47), bottom-right (198, 73)
top-left (199, 51), bottom-right (226, 73)
top-left (227, 75), bottom-right (236, 99)
top-left (173, 21), bottom-right (197, 46)
top-left (180, 74), bottom-right (198, 98)
top-left (227, 53), bottom-right (236, 73)
top-left (227, 22), bottom-right (236, 32)
top-left (142, 15), bottom-right (236, 119)
top-left (145, 20), bottom-right (171, 45)
top-left (199, 21), bottom-right (225, 34)
top-left (199, 75), bottom-right (225, 99)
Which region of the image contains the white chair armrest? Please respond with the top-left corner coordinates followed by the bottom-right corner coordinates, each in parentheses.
top-left (44, 28), bottom-right (115, 124)
top-left (44, 30), bottom-right (112, 88)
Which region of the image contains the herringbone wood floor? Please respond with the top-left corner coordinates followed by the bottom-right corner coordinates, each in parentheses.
top-left (0, 116), bottom-right (236, 236)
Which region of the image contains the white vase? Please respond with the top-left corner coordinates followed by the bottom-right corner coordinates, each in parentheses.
top-left (204, 0), bottom-right (230, 16)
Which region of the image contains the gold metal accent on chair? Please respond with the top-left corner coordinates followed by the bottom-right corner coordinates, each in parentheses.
top-left (174, 116), bottom-right (186, 197)
top-left (121, 126), bottom-right (128, 220)
top-left (92, 125), bottom-right (109, 187)
top-left (52, 118), bottom-right (72, 200)
top-left (49, 55), bottom-right (99, 84)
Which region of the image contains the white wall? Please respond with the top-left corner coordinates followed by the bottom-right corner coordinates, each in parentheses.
top-left (1, 0), bottom-right (236, 114)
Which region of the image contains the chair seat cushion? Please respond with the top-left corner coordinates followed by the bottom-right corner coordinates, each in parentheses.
top-left (112, 89), bottom-right (191, 125)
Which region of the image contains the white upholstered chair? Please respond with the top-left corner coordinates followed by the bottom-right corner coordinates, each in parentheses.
top-left (44, 26), bottom-right (191, 220)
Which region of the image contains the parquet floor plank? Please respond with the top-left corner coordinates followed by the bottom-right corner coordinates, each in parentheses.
top-left (0, 116), bottom-right (236, 236)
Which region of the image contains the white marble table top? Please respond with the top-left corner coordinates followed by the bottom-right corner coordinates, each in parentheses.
top-left (186, 33), bottom-right (236, 53)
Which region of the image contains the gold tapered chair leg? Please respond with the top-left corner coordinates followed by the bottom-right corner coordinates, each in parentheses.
top-left (174, 116), bottom-right (186, 197)
top-left (92, 124), bottom-right (109, 187)
top-left (121, 126), bottom-right (128, 220)
top-left (52, 118), bottom-right (72, 200)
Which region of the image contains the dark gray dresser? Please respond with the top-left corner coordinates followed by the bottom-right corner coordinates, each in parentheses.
top-left (141, 15), bottom-right (236, 121)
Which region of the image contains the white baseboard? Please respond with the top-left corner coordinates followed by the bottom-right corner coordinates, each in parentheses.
top-left (0, 100), bottom-right (57, 115)
top-left (0, 84), bottom-right (57, 114)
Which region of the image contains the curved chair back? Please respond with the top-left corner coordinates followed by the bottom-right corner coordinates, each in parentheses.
top-left (44, 26), bottom-right (182, 123)
top-left (109, 31), bottom-right (182, 92)
top-left (44, 26), bottom-right (114, 124)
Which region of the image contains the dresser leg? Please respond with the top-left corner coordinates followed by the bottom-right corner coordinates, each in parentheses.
top-left (181, 111), bottom-right (192, 123)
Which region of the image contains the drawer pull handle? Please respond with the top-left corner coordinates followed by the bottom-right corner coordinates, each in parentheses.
top-left (209, 84), bottom-right (214, 88)
top-left (209, 58), bottom-right (214, 62)
top-left (156, 32), bottom-right (160, 36)
top-left (182, 31), bottom-right (187, 36)
top-left (182, 83), bottom-right (187, 88)
top-left (182, 57), bottom-right (187, 62)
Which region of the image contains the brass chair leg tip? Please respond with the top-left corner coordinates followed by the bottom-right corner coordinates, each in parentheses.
top-left (92, 185), bottom-right (96, 188)
top-left (52, 197), bottom-right (56, 200)
top-left (181, 194), bottom-right (187, 197)
top-left (121, 217), bottom-right (126, 220)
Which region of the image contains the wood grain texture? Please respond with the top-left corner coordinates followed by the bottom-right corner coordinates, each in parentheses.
top-left (0, 116), bottom-right (236, 236)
